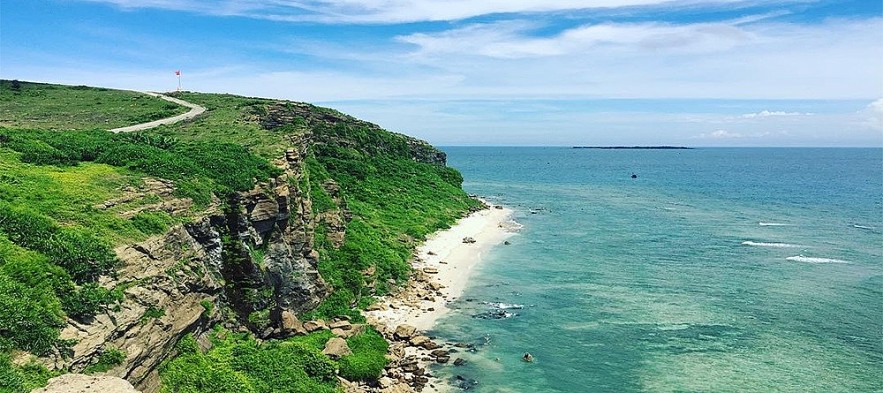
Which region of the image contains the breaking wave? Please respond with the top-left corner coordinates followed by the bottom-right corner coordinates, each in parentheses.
top-left (785, 256), bottom-right (849, 264)
top-left (742, 241), bottom-right (800, 248)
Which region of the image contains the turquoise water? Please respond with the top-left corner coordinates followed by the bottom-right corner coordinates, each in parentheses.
top-left (432, 148), bottom-right (882, 392)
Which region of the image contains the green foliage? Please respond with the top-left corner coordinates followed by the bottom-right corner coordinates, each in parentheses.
top-left (160, 330), bottom-right (339, 393)
top-left (247, 310), bottom-right (271, 329)
top-left (0, 129), bottom-right (282, 205)
top-left (140, 306), bottom-right (166, 324)
top-left (61, 283), bottom-right (123, 320)
top-left (0, 202), bottom-right (118, 283)
top-left (338, 329), bottom-right (389, 382)
top-left (131, 211), bottom-right (175, 235)
top-left (0, 80), bottom-right (189, 131)
top-left (0, 273), bottom-right (65, 356)
top-left (200, 300), bottom-right (214, 317)
top-left (307, 124), bottom-right (480, 319)
top-left (83, 347), bottom-right (125, 374)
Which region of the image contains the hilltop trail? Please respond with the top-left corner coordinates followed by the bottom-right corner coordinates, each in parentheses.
top-left (109, 91), bottom-right (205, 133)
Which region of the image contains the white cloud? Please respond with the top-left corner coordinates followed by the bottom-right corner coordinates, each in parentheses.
top-left (700, 129), bottom-right (745, 139)
top-left (740, 110), bottom-right (812, 118)
top-left (82, 0), bottom-right (754, 24)
top-left (859, 99), bottom-right (883, 131)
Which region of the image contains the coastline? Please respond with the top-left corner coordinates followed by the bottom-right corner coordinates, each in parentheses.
top-left (366, 202), bottom-right (518, 392)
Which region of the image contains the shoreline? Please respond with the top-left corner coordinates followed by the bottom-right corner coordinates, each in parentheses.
top-left (366, 202), bottom-right (518, 392)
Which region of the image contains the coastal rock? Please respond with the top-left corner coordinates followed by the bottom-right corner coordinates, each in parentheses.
top-left (453, 358), bottom-right (466, 366)
top-left (33, 374), bottom-right (140, 393)
top-left (304, 320), bottom-right (327, 332)
top-left (322, 337), bottom-right (353, 359)
top-left (280, 310), bottom-right (306, 335)
top-left (328, 320), bottom-right (352, 330)
top-left (394, 324), bottom-right (417, 340)
top-left (409, 335), bottom-right (430, 347)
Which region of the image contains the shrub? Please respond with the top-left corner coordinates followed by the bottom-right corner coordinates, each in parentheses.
top-left (131, 211), bottom-right (174, 235)
top-left (83, 347), bottom-right (125, 374)
top-left (338, 329), bottom-right (388, 382)
top-left (61, 283), bottom-right (123, 320)
top-left (0, 274), bottom-right (65, 355)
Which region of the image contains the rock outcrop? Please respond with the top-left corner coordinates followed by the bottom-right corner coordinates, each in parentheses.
top-left (46, 136), bottom-right (331, 393)
top-left (34, 374), bottom-right (141, 393)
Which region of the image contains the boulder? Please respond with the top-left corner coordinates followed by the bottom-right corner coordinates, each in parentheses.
top-left (328, 320), bottom-right (351, 330)
top-left (304, 320), bottom-right (327, 332)
top-left (322, 337), bottom-right (352, 359)
top-left (33, 374), bottom-right (140, 393)
top-left (462, 237), bottom-right (476, 244)
top-left (394, 324), bottom-right (417, 340)
top-left (280, 310), bottom-right (306, 335)
top-left (409, 335), bottom-right (430, 347)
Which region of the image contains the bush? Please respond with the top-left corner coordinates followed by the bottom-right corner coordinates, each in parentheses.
top-left (83, 347), bottom-right (125, 374)
top-left (161, 330), bottom-right (338, 393)
top-left (131, 211), bottom-right (174, 235)
top-left (338, 329), bottom-right (388, 382)
top-left (0, 203), bottom-right (118, 283)
top-left (0, 274), bottom-right (65, 355)
top-left (61, 283), bottom-right (123, 320)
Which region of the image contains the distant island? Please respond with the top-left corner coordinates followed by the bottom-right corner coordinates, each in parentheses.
top-left (572, 146), bottom-right (694, 149)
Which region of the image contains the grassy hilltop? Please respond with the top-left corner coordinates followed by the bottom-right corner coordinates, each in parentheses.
top-left (0, 80), bottom-right (480, 392)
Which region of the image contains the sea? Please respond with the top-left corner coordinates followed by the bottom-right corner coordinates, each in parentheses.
top-left (432, 147), bottom-right (882, 392)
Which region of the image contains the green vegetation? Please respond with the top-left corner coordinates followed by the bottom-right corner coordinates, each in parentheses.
top-left (156, 92), bottom-right (290, 159)
top-left (140, 306), bottom-right (166, 324)
top-left (83, 347), bottom-right (125, 374)
top-left (307, 123), bottom-right (481, 320)
top-left (160, 330), bottom-right (339, 393)
top-left (0, 80), bottom-right (188, 131)
top-left (338, 328), bottom-right (388, 381)
top-left (0, 353), bottom-right (60, 393)
top-left (1, 81), bottom-right (481, 392)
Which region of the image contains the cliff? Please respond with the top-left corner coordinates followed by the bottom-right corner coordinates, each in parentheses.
top-left (0, 81), bottom-right (479, 393)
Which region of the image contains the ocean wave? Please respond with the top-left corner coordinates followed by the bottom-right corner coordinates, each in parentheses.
top-left (785, 256), bottom-right (849, 264)
top-left (485, 302), bottom-right (524, 310)
top-left (742, 241), bottom-right (800, 248)
top-left (759, 222), bottom-right (792, 227)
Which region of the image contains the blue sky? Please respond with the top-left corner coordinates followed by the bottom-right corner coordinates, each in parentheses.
top-left (1, 0), bottom-right (881, 146)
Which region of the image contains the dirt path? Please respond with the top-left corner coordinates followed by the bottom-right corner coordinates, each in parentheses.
top-left (109, 92), bottom-right (205, 133)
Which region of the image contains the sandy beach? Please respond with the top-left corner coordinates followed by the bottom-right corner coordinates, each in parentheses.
top-left (366, 203), bottom-right (518, 391)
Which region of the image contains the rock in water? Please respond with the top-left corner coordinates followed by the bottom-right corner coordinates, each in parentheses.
top-left (33, 374), bottom-right (140, 393)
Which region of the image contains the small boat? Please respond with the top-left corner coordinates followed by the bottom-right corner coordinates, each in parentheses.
top-left (631, 173), bottom-right (637, 179)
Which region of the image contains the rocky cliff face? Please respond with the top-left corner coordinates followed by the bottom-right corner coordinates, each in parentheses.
top-left (47, 135), bottom-right (331, 393)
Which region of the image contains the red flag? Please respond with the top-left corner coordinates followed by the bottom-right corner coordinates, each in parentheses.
top-left (175, 70), bottom-right (181, 76)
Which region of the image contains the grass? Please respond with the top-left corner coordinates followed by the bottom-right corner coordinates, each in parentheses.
top-left (160, 330), bottom-right (339, 393)
top-left (1, 80), bottom-right (482, 393)
top-left (0, 80), bottom-right (188, 131)
top-left (156, 92), bottom-right (291, 159)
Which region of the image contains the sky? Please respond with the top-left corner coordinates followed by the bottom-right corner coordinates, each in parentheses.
top-left (1, 0), bottom-right (881, 146)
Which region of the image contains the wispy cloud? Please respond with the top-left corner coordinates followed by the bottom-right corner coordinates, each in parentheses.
top-left (81, 0), bottom-right (761, 23)
top-left (741, 110), bottom-right (812, 118)
top-left (699, 129), bottom-right (746, 139)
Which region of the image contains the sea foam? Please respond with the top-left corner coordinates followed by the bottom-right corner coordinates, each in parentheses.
top-left (853, 224), bottom-right (876, 230)
top-left (785, 256), bottom-right (849, 264)
top-left (759, 222), bottom-right (791, 226)
top-left (741, 241), bottom-right (800, 248)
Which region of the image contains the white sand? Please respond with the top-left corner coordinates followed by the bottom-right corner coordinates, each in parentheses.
top-left (365, 204), bottom-right (518, 392)
top-left (367, 204), bottom-right (517, 331)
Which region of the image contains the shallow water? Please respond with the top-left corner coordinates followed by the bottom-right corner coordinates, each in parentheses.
top-left (432, 147), bottom-right (882, 392)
